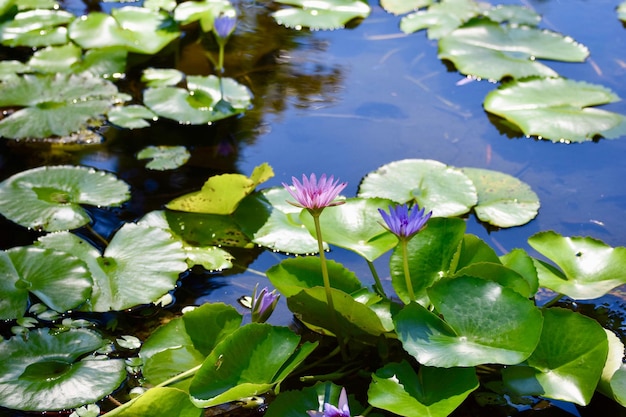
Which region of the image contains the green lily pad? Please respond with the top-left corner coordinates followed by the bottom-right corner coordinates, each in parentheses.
top-left (266, 256), bottom-right (363, 298)
top-left (73, 47), bottom-right (129, 79)
top-left (502, 308), bottom-right (608, 406)
top-left (68, 6), bottom-right (180, 54)
top-left (0, 328), bottom-right (125, 411)
top-left (0, 9), bottom-right (73, 47)
top-left (189, 324), bottom-right (316, 407)
top-left (27, 44), bottom-right (81, 74)
top-left (37, 223), bottom-right (188, 312)
top-left (0, 247), bottom-right (92, 319)
top-left (461, 167), bottom-right (539, 228)
top-left (439, 20), bottom-right (588, 81)
top-left (165, 210), bottom-right (254, 249)
top-left (167, 163), bottom-right (273, 214)
top-left (358, 159), bottom-right (477, 218)
top-left (380, 0), bottom-right (431, 16)
top-left (137, 146), bottom-right (190, 171)
top-left (0, 74), bottom-right (128, 140)
top-left (368, 360), bottom-right (478, 417)
top-left (0, 165), bottom-right (130, 232)
top-left (272, 0), bottom-right (371, 30)
top-left (103, 387), bottom-right (202, 417)
top-left (389, 217), bottom-right (467, 304)
top-left (484, 77), bottom-right (626, 142)
top-left (299, 197), bottom-right (398, 261)
top-left (140, 303), bottom-right (242, 386)
top-left (234, 188), bottom-right (324, 255)
top-left (394, 277), bottom-right (543, 367)
top-left (499, 248), bottom-right (539, 296)
top-left (528, 231), bottom-right (626, 300)
top-left (143, 75), bottom-right (253, 124)
top-left (400, 0), bottom-right (486, 39)
top-left (598, 330), bottom-right (626, 407)
top-left (287, 286), bottom-right (390, 340)
top-left (108, 105), bottom-right (157, 129)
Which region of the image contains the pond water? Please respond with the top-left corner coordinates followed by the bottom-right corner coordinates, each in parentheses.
top-left (1, 0), bottom-right (626, 415)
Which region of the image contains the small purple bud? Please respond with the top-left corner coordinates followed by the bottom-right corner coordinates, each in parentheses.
top-left (250, 285), bottom-right (279, 323)
top-left (213, 14), bottom-right (236, 40)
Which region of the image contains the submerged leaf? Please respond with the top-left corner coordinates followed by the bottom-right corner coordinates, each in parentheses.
top-left (0, 165), bottom-right (130, 231)
top-left (0, 328), bottom-right (125, 411)
top-left (0, 74), bottom-right (126, 140)
top-left (484, 77), bottom-right (626, 142)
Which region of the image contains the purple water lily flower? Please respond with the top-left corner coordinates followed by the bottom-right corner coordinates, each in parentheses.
top-left (378, 203), bottom-right (432, 240)
top-left (282, 173), bottom-right (347, 213)
top-left (307, 388), bottom-right (353, 417)
top-left (213, 14), bottom-right (236, 39)
top-left (250, 286), bottom-right (279, 323)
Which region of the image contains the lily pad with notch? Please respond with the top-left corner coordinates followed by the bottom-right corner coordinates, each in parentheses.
top-left (0, 73), bottom-right (129, 140)
top-left (358, 159), bottom-right (477, 218)
top-left (528, 231), bottom-right (626, 300)
top-left (0, 165), bottom-right (130, 232)
top-left (143, 75), bottom-right (253, 124)
top-left (439, 19), bottom-right (589, 81)
top-left (37, 223), bottom-right (188, 312)
top-left (380, 0), bottom-right (432, 16)
top-left (0, 328), bottom-right (126, 411)
top-left (0, 247), bottom-right (92, 319)
top-left (484, 77), bottom-right (626, 142)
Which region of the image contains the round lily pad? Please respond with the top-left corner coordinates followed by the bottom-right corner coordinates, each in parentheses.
top-left (0, 165), bottom-right (130, 232)
top-left (0, 328), bottom-right (126, 411)
top-left (137, 146), bottom-right (190, 171)
top-left (358, 159), bottom-right (477, 217)
top-left (0, 73), bottom-right (128, 140)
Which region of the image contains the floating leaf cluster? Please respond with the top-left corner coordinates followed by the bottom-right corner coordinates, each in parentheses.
top-left (392, 0), bottom-right (626, 142)
top-left (1, 160), bottom-right (625, 415)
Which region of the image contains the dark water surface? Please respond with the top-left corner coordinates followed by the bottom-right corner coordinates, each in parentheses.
top-left (1, 0), bottom-right (626, 414)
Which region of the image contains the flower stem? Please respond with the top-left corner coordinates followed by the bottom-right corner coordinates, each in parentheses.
top-left (217, 43), bottom-right (225, 75)
top-left (312, 212), bottom-right (347, 358)
top-left (367, 260), bottom-right (387, 298)
top-left (401, 239), bottom-right (416, 302)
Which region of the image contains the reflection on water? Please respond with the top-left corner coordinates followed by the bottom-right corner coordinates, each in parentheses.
top-left (1, 0), bottom-right (626, 371)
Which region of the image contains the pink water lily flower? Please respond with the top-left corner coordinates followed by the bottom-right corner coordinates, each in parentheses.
top-left (282, 173), bottom-right (347, 213)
